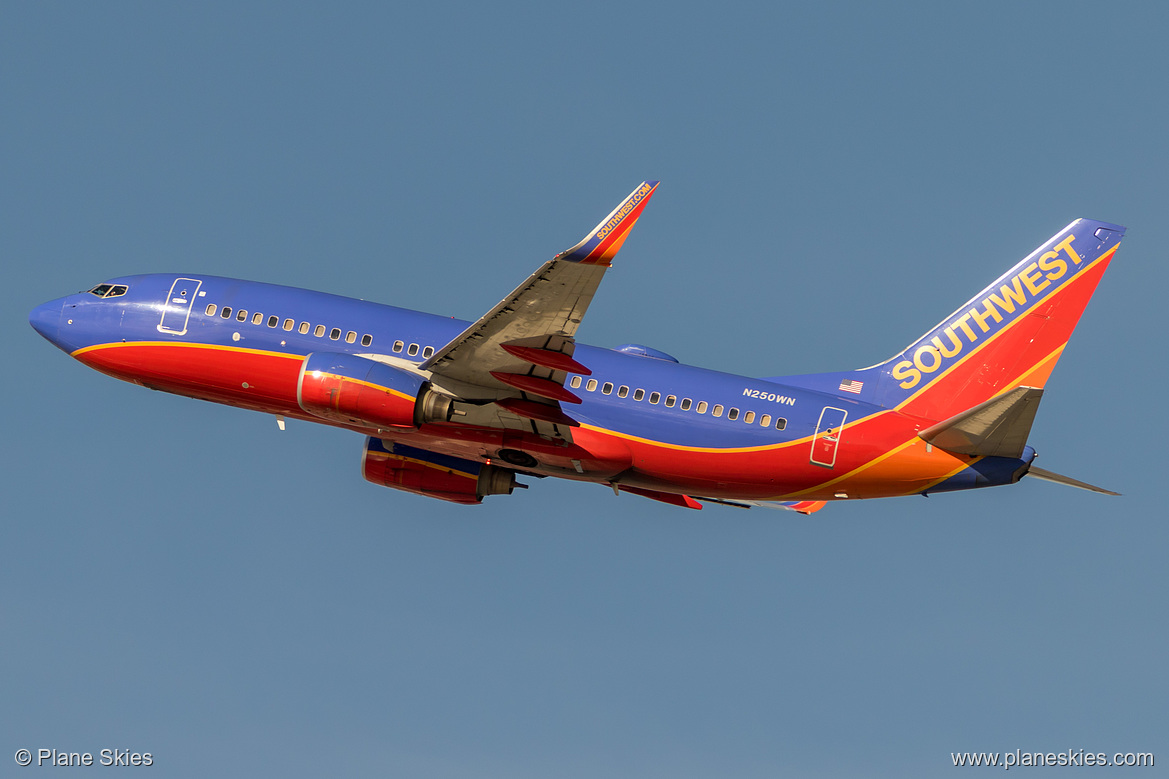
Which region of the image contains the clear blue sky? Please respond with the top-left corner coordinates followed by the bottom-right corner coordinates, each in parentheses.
top-left (3, 3), bottom-right (1166, 776)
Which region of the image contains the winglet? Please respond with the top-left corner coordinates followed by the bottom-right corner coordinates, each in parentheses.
top-left (558, 181), bottom-right (659, 266)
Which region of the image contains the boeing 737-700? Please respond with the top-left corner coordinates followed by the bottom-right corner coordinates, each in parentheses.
top-left (29, 182), bottom-right (1122, 511)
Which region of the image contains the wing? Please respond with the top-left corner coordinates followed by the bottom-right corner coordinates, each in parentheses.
top-left (420, 181), bottom-right (658, 436)
top-left (696, 497), bottom-right (829, 515)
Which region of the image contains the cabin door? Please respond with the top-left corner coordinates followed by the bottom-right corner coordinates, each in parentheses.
top-left (810, 406), bottom-right (848, 468)
top-left (157, 277), bottom-right (203, 336)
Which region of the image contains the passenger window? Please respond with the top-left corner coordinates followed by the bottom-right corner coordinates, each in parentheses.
top-left (283, 319), bottom-right (295, 331)
top-left (649, 392), bottom-right (661, 404)
top-left (205, 304), bottom-right (217, 316)
top-left (744, 410), bottom-right (755, 424)
top-left (665, 395), bottom-right (676, 408)
top-left (329, 328), bottom-right (341, 340)
top-left (299, 322), bottom-right (310, 334)
top-left (392, 340), bottom-right (403, 352)
top-left (267, 315), bottom-right (278, 328)
top-left (712, 404), bottom-right (724, 417)
top-left (601, 382), bottom-right (613, 395)
top-left (680, 398), bottom-right (692, 411)
top-left (361, 334), bottom-right (372, 347)
top-left (314, 324), bottom-right (326, 337)
top-left (586, 378), bottom-right (598, 391)
top-left (221, 307), bottom-right (232, 319)
top-left (407, 343), bottom-right (419, 356)
top-left (775, 417), bottom-right (787, 430)
top-left (422, 346), bottom-right (434, 358)
top-left (760, 414), bottom-right (771, 427)
top-left (345, 331), bottom-right (357, 343)
top-left (696, 401), bottom-right (708, 414)
top-left (617, 385), bottom-right (629, 398)
top-left (728, 408), bottom-right (739, 421)
top-left (633, 389), bottom-right (645, 401)
top-left (569, 376), bottom-right (582, 389)
top-left (237, 310), bottom-right (247, 322)
top-left (252, 312), bottom-right (263, 325)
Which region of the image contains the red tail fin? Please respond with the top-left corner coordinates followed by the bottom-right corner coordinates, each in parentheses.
top-left (871, 219), bottom-right (1123, 421)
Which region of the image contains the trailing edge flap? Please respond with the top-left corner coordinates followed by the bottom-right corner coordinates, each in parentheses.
top-left (1025, 466), bottom-right (1120, 496)
top-left (918, 386), bottom-right (1043, 458)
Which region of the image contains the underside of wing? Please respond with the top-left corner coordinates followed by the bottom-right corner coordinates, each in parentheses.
top-left (696, 497), bottom-right (828, 515)
top-left (421, 261), bottom-right (607, 394)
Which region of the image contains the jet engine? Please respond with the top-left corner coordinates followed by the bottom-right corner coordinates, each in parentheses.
top-left (297, 352), bottom-right (455, 429)
top-left (361, 437), bottom-right (518, 504)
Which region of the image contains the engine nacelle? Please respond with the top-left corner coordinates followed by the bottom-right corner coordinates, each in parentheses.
top-left (297, 352), bottom-right (454, 429)
top-left (362, 438), bottom-right (517, 504)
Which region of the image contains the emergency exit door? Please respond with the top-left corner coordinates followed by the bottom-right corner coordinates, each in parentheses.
top-left (810, 406), bottom-right (848, 468)
top-left (157, 277), bottom-right (202, 336)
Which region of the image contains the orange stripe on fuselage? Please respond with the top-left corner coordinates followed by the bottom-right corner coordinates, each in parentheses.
top-left (585, 409), bottom-right (979, 501)
top-left (776, 435), bottom-right (979, 500)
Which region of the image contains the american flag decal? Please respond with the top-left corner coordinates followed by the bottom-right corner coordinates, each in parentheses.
top-left (838, 379), bottom-right (863, 394)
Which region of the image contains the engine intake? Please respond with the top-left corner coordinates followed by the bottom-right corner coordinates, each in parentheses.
top-left (362, 438), bottom-right (517, 504)
top-left (297, 352), bottom-right (454, 429)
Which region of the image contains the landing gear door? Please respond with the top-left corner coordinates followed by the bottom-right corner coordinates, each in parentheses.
top-left (158, 278), bottom-right (202, 336)
top-left (811, 406), bottom-right (848, 468)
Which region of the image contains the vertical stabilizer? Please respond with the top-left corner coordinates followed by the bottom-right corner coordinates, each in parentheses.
top-left (870, 219), bottom-right (1123, 420)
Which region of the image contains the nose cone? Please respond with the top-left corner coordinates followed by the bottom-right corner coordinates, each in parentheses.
top-left (29, 298), bottom-right (63, 343)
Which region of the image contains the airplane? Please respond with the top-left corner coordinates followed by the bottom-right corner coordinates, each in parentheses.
top-left (29, 181), bottom-right (1124, 512)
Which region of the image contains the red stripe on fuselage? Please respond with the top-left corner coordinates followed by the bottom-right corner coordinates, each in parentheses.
top-left (74, 342), bottom-right (305, 413)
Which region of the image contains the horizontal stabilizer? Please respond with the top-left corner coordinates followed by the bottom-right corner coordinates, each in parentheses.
top-left (1025, 466), bottom-right (1120, 496)
top-left (919, 386), bottom-right (1043, 458)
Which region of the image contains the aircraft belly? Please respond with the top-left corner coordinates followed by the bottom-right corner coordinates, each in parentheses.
top-left (601, 412), bottom-right (982, 501)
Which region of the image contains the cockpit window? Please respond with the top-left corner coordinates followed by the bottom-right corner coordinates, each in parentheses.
top-left (87, 284), bottom-right (129, 298)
